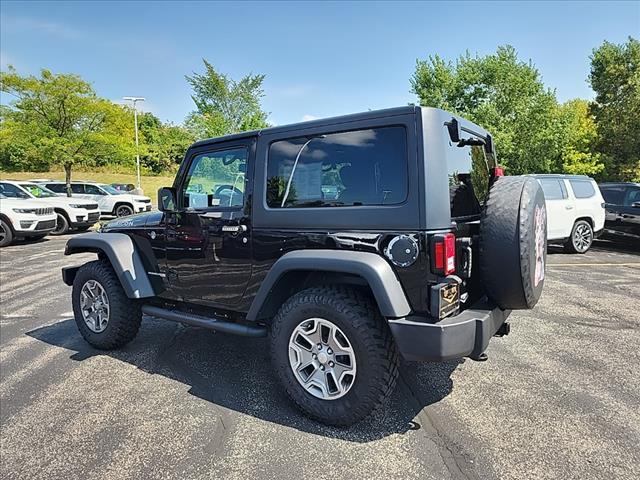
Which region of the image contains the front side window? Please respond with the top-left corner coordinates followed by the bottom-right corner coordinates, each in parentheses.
top-left (569, 179), bottom-right (595, 199)
top-left (85, 184), bottom-right (106, 195)
top-left (182, 147), bottom-right (248, 208)
top-left (266, 126), bottom-right (407, 208)
top-left (0, 183), bottom-right (30, 199)
top-left (539, 179), bottom-right (567, 200)
top-left (624, 187), bottom-right (640, 206)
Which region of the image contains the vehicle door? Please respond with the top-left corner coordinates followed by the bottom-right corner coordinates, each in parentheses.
top-left (83, 184), bottom-right (110, 212)
top-left (600, 185), bottom-right (630, 237)
top-left (619, 186), bottom-right (640, 239)
top-left (538, 178), bottom-right (572, 239)
top-left (163, 139), bottom-right (254, 306)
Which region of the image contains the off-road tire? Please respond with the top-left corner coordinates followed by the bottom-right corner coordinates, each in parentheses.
top-left (114, 204), bottom-right (134, 217)
top-left (52, 211), bottom-right (70, 235)
top-left (479, 176), bottom-right (547, 310)
top-left (270, 285), bottom-right (399, 426)
top-left (564, 220), bottom-right (593, 254)
top-left (72, 259), bottom-right (142, 349)
top-left (0, 219), bottom-right (14, 247)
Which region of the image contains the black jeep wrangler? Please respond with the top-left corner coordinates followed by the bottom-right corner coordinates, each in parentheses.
top-left (62, 106), bottom-right (547, 425)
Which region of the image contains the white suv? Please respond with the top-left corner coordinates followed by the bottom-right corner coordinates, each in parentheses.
top-left (531, 174), bottom-right (605, 253)
top-left (39, 181), bottom-right (152, 217)
top-left (0, 181), bottom-right (101, 235)
top-left (0, 194), bottom-right (57, 247)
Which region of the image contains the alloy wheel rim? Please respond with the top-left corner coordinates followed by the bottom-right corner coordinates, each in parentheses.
top-left (573, 224), bottom-right (592, 252)
top-left (80, 280), bottom-right (110, 333)
top-left (0, 223), bottom-right (6, 242)
top-left (288, 318), bottom-right (357, 400)
top-left (53, 213), bottom-right (65, 233)
top-left (117, 206), bottom-right (132, 217)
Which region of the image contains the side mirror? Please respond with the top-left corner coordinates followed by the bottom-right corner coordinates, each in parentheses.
top-left (158, 187), bottom-right (177, 213)
top-left (632, 201), bottom-right (640, 209)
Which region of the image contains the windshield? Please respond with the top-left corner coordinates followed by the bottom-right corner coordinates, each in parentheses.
top-left (98, 184), bottom-right (121, 195)
top-left (20, 183), bottom-right (58, 198)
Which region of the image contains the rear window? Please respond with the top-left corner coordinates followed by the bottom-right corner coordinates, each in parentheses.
top-left (569, 179), bottom-right (596, 199)
top-left (539, 179), bottom-right (568, 200)
top-left (46, 183), bottom-right (65, 193)
top-left (600, 186), bottom-right (626, 204)
top-left (266, 126), bottom-right (407, 208)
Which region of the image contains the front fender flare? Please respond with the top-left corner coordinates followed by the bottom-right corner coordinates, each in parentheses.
top-left (64, 232), bottom-right (155, 299)
top-left (246, 250), bottom-right (412, 321)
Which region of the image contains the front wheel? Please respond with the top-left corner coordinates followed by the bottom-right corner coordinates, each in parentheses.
top-left (565, 220), bottom-right (593, 254)
top-left (270, 286), bottom-right (399, 426)
top-left (0, 219), bottom-right (14, 247)
top-left (72, 260), bottom-right (142, 349)
top-left (115, 204), bottom-right (134, 217)
top-left (51, 212), bottom-right (69, 235)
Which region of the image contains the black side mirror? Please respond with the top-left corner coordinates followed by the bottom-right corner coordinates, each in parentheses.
top-left (158, 187), bottom-right (177, 212)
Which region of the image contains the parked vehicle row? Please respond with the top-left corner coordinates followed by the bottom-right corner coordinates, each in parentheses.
top-left (0, 179), bottom-right (152, 247)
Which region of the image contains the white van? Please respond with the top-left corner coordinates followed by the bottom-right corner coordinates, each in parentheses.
top-left (530, 175), bottom-right (605, 253)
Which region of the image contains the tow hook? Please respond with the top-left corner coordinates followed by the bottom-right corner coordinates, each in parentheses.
top-left (494, 322), bottom-right (511, 337)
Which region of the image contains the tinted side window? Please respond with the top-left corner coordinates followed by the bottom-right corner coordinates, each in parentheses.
top-left (46, 184), bottom-right (65, 193)
top-left (70, 184), bottom-right (84, 194)
top-left (624, 188), bottom-right (640, 206)
top-left (266, 126), bottom-right (407, 208)
top-left (84, 184), bottom-right (105, 195)
top-left (569, 179), bottom-right (596, 199)
top-left (600, 186), bottom-right (625, 204)
top-left (0, 183), bottom-right (30, 199)
top-left (539, 179), bottom-right (567, 200)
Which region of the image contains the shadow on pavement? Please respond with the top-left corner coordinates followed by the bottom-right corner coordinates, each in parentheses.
top-left (27, 316), bottom-right (460, 443)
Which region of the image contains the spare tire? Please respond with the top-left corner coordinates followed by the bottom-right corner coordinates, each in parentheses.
top-left (479, 176), bottom-right (547, 310)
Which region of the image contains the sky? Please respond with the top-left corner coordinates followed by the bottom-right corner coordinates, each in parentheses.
top-left (1, 1), bottom-right (638, 126)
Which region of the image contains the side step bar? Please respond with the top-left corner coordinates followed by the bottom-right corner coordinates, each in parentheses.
top-left (141, 305), bottom-right (267, 338)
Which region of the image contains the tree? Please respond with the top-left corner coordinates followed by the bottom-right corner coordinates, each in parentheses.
top-left (411, 46), bottom-right (564, 175)
top-left (137, 112), bottom-right (194, 173)
top-left (185, 59), bottom-right (269, 139)
top-left (589, 37), bottom-right (640, 181)
top-left (555, 99), bottom-right (603, 176)
top-left (0, 67), bottom-right (134, 194)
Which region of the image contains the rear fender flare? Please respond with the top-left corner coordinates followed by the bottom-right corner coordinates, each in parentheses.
top-left (246, 250), bottom-right (412, 321)
top-left (63, 232), bottom-right (156, 299)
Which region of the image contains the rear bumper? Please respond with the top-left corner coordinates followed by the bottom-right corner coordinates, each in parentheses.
top-left (388, 298), bottom-right (510, 362)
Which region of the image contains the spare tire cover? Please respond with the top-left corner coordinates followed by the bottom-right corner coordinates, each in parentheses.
top-left (479, 176), bottom-right (547, 310)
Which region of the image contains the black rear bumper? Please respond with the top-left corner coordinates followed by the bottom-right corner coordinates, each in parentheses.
top-left (388, 299), bottom-right (510, 362)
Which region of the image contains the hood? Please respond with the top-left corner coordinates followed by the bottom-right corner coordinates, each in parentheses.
top-left (40, 196), bottom-right (99, 210)
top-left (0, 197), bottom-right (55, 211)
top-left (118, 194), bottom-right (151, 202)
top-left (101, 210), bottom-right (163, 230)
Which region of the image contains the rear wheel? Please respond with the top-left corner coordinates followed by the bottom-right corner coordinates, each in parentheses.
top-left (51, 212), bottom-right (70, 235)
top-left (270, 286), bottom-right (399, 426)
top-left (564, 220), bottom-right (593, 254)
top-left (115, 204), bottom-right (134, 217)
top-left (0, 219), bottom-right (13, 247)
top-left (72, 260), bottom-right (142, 349)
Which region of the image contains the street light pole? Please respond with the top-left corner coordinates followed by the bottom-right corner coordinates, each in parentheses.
top-left (123, 96), bottom-right (145, 194)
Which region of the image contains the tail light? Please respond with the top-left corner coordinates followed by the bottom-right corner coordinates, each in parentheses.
top-left (431, 233), bottom-right (456, 276)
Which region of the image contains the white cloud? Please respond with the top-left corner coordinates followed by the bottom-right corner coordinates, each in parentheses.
top-left (1, 15), bottom-right (82, 40)
top-left (302, 114), bottom-right (318, 122)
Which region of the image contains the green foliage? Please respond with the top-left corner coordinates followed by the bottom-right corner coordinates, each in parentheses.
top-left (412, 46), bottom-right (562, 175)
top-left (555, 99), bottom-right (603, 176)
top-left (138, 112), bottom-right (194, 173)
top-left (0, 67), bottom-right (134, 189)
top-left (185, 59), bottom-right (269, 139)
top-left (589, 37), bottom-right (640, 181)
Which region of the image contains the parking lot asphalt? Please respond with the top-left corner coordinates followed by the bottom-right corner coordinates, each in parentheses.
top-left (1, 236), bottom-right (639, 480)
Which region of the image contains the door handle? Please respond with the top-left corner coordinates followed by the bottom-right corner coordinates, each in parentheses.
top-left (565, 205), bottom-right (574, 210)
top-left (221, 224), bottom-right (248, 233)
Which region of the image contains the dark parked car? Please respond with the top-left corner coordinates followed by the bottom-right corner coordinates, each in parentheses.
top-left (599, 182), bottom-right (640, 243)
top-left (61, 106), bottom-right (548, 425)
